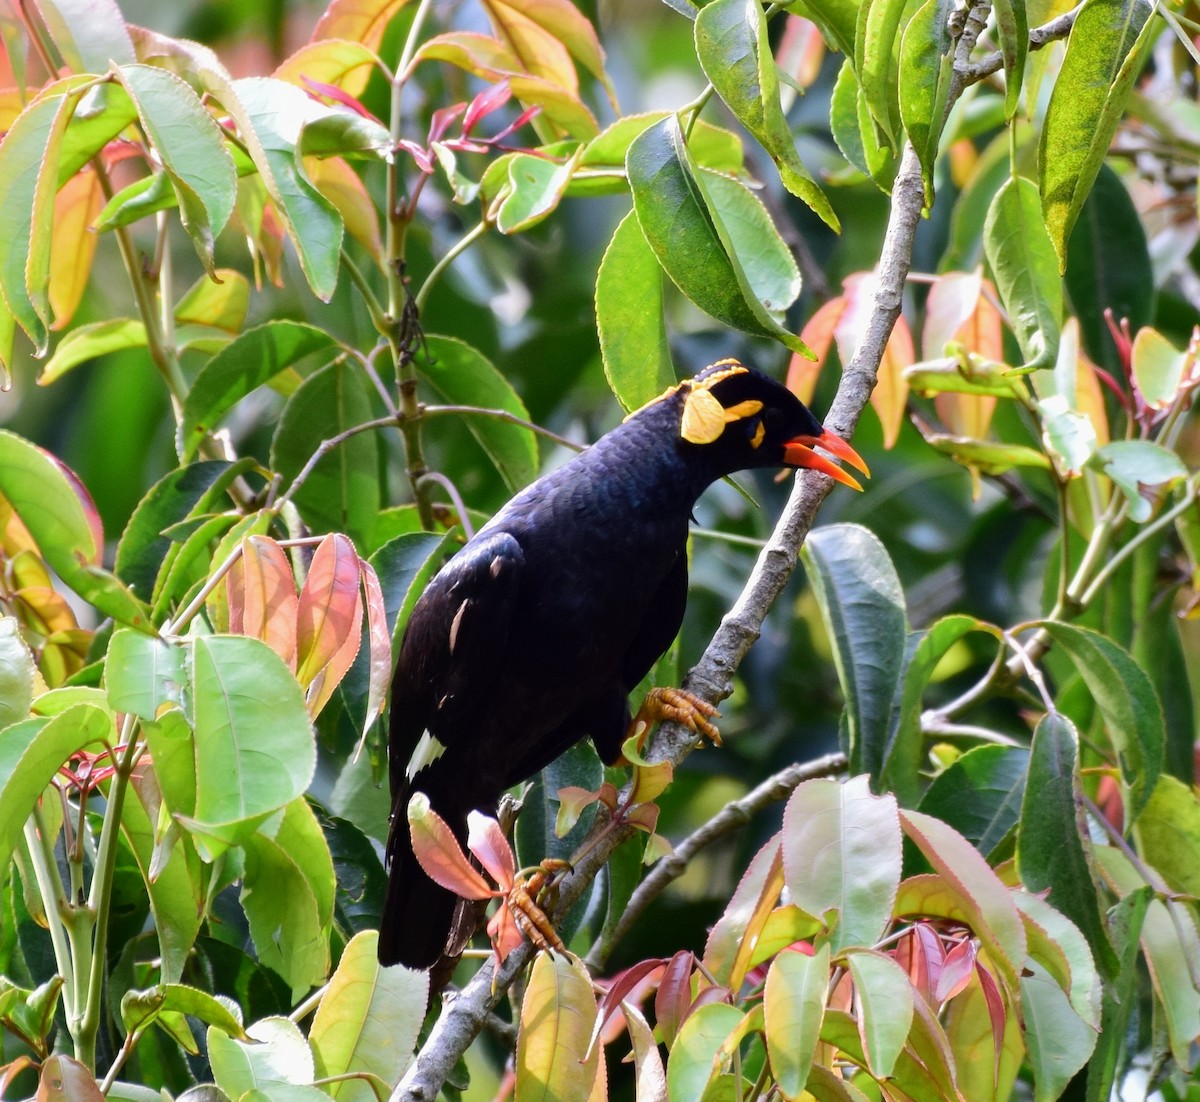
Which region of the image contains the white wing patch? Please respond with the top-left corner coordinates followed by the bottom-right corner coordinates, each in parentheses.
top-left (406, 729), bottom-right (447, 780)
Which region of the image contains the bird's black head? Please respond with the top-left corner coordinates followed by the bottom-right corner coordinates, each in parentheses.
top-left (651, 359), bottom-right (869, 488)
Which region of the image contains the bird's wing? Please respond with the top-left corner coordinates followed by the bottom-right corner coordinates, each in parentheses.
top-left (389, 529), bottom-right (526, 782)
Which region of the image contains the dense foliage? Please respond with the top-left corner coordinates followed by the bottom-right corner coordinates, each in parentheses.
top-left (0, 0), bottom-right (1197, 1098)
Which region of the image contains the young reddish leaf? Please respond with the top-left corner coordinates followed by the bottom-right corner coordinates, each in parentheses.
top-left (788, 297), bottom-right (846, 404)
top-left (906, 994), bottom-right (962, 1102)
top-left (463, 81), bottom-right (512, 135)
top-left (894, 923), bottom-right (944, 1005)
top-left (274, 39), bottom-right (380, 98)
top-left (702, 833), bottom-right (783, 985)
top-left (488, 897), bottom-right (525, 962)
top-left (304, 583), bottom-right (362, 718)
top-left (933, 938), bottom-right (976, 1003)
top-left (655, 951), bottom-right (696, 1047)
top-left (296, 533), bottom-right (362, 687)
top-left (974, 961), bottom-right (1007, 1086)
top-left (923, 270), bottom-right (984, 358)
top-left (899, 809), bottom-right (1026, 989)
top-left (48, 167), bottom-right (103, 331)
top-left (38, 1054), bottom-right (105, 1101)
top-left (408, 792), bottom-right (494, 900)
top-left (592, 958), bottom-right (666, 1053)
top-left (358, 554), bottom-right (390, 737)
top-left (872, 314), bottom-right (914, 448)
top-left (466, 810), bottom-right (515, 889)
top-left (626, 803), bottom-right (660, 836)
top-left (778, 15), bottom-right (826, 93)
top-left (238, 535), bottom-right (299, 669)
top-left (555, 784), bottom-right (602, 837)
top-left (517, 952), bottom-right (599, 1102)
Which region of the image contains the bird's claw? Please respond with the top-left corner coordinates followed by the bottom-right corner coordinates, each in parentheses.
top-left (637, 687), bottom-right (722, 747)
top-left (506, 860), bottom-right (571, 955)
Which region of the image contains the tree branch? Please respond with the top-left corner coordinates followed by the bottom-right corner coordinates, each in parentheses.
top-left (391, 6), bottom-right (997, 1098)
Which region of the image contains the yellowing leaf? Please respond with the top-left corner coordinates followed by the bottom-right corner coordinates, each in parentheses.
top-left (516, 952), bottom-right (599, 1102)
top-left (789, 297), bottom-right (846, 404)
top-left (48, 167), bottom-right (103, 330)
top-left (310, 0), bottom-right (410, 53)
top-left (872, 314), bottom-right (913, 448)
top-left (274, 39), bottom-right (380, 98)
top-left (175, 269), bottom-right (251, 333)
top-left (305, 155), bottom-right (383, 264)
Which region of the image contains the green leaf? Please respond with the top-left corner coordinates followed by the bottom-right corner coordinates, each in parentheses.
top-left (855, 0), bottom-right (908, 148)
top-left (899, 0), bottom-right (954, 201)
top-left (802, 524), bottom-right (907, 779)
top-left (984, 176), bottom-right (1062, 371)
top-left (763, 943), bottom-right (829, 1099)
top-left (121, 983), bottom-right (247, 1040)
top-left (694, 0), bottom-right (838, 230)
top-left (1039, 0), bottom-right (1155, 269)
top-left (415, 335), bottom-right (539, 493)
top-left (0, 618), bottom-right (34, 729)
top-left (0, 706), bottom-right (113, 870)
top-left (1092, 440), bottom-right (1188, 521)
top-left (920, 432), bottom-right (1052, 474)
top-left (270, 360), bottom-right (381, 548)
top-left (208, 1017), bottom-right (315, 1098)
top-left (1133, 775), bottom-right (1200, 898)
top-left (666, 1002), bottom-right (744, 1102)
top-left (789, 0), bottom-right (858, 57)
top-left (241, 799), bottom-right (333, 1001)
top-left (1021, 961), bottom-right (1098, 1102)
top-left (33, 0), bottom-right (134, 73)
top-left (843, 949), bottom-right (914, 1078)
top-left (310, 930), bottom-right (427, 1102)
top-left (0, 430), bottom-right (149, 628)
top-left (883, 615), bottom-right (1001, 803)
top-left (993, 0), bottom-right (1029, 118)
top-left (783, 776), bottom-right (901, 952)
top-left (495, 147), bottom-right (584, 234)
top-left (517, 952), bottom-right (599, 1102)
top-left (180, 320), bottom-right (341, 460)
top-left (900, 808), bottom-right (1026, 988)
top-left (1014, 889), bottom-right (1102, 1029)
top-left (1037, 394), bottom-right (1098, 475)
top-left (1040, 622), bottom-right (1164, 820)
top-left (368, 531), bottom-right (453, 650)
top-left (1063, 163), bottom-right (1154, 373)
top-left (626, 115), bottom-right (811, 355)
top-left (229, 77), bottom-right (344, 301)
top-left (184, 636), bottom-right (316, 858)
top-left (830, 60), bottom-right (896, 187)
top-left (106, 629), bottom-right (187, 719)
top-left (596, 210), bottom-right (674, 414)
top-left (41, 318), bottom-right (148, 385)
top-left (1131, 327), bottom-right (1188, 410)
top-left (1017, 711), bottom-right (1119, 980)
top-left (918, 744), bottom-right (1030, 859)
top-left (114, 64), bottom-right (237, 274)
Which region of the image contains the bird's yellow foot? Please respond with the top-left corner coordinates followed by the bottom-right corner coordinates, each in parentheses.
top-left (630, 687), bottom-right (722, 750)
top-left (507, 860), bottom-right (571, 954)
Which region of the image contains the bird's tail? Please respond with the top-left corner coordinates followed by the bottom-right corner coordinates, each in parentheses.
top-left (378, 775), bottom-right (466, 970)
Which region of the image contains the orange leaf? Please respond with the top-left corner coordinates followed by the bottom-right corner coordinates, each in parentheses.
top-left (49, 167), bottom-right (103, 330)
top-left (922, 270), bottom-right (982, 359)
top-left (296, 533), bottom-right (361, 688)
top-left (488, 899), bottom-right (525, 962)
top-left (873, 314), bottom-right (914, 448)
top-left (304, 582), bottom-right (362, 718)
top-left (310, 0), bottom-right (410, 53)
top-left (240, 535), bottom-right (299, 669)
top-left (789, 296), bottom-right (846, 404)
top-left (408, 792), bottom-right (495, 900)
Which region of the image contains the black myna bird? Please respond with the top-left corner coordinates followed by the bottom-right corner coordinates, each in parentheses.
top-left (379, 360), bottom-right (868, 970)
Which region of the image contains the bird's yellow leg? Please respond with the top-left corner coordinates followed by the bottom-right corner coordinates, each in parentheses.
top-left (507, 859), bottom-right (572, 954)
top-left (627, 687), bottom-right (721, 754)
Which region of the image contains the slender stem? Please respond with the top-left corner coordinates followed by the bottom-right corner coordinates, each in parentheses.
top-left (23, 810), bottom-right (75, 1022)
top-left (76, 713), bottom-right (141, 1071)
top-left (1055, 477), bottom-right (1071, 614)
top-left (414, 221), bottom-right (488, 314)
top-left (422, 404), bottom-right (583, 452)
top-left (274, 415), bottom-right (402, 511)
top-left (417, 472), bottom-right (476, 539)
top-left (290, 983), bottom-right (329, 1023)
top-left (161, 540), bottom-right (249, 637)
top-left (342, 248), bottom-right (390, 335)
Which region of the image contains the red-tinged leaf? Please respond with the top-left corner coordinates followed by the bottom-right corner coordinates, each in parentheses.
top-left (300, 76), bottom-right (380, 122)
top-left (906, 993), bottom-right (961, 1102)
top-left (238, 535), bottom-right (299, 669)
top-left (623, 1000), bottom-right (667, 1102)
top-left (296, 533), bottom-right (361, 687)
top-left (463, 81), bottom-right (512, 135)
top-left (922, 269), bottom-right (982, 358)
top-left (974, 961), bottom-right (1007, 1086)
top-left (48, 166), bottom-right (102, 330)
top-left (507, 73), bottom-right (598, 140)
top-left (763, 941), bottom-right (829, 1099)
top-left (899, 810), bottom-right (1026, 989)
top-left (629, 758), bottom-right (673, 804)
top-left (894, 923), bottom-right (943, 1005)
top-left (703, 832), bottom-right (783, 985)
top-left (305, 580), bottom-right (362, 718)
top-left (593, 959), bottom-right (666, 1053)
top-left (488, 898), bottom-right (525, 962)
top-left (306, 155), bottom-right (383, 266)
top-left (36, 1054), bottom-right (105, 1101)
top-left (655, 951), bottom-right (696, 1047)
top-left (626, 803), bottom-right (660, 835)
top-left (778, 15), bottom-right (826, 91)
top-left (933, 938), bottom-right (976, 1003)
top-left (274, 39), bottom-right (379, 99)
top-left (517, 952), bottom-right (600, 1102)
top-left (408, 792), bottom-right (494, 900)
top-left (44, 450), bottom-right (104, 567)
top-left (467, 810), bottom-right (515, 889)
top-left (789, 297), bottom-right (846, 403)
top-left (358, 555), bottom-right (389, 735)
top-left (310, 0), bottom-right (410, 52)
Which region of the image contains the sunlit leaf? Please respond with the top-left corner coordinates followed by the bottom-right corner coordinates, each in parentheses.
top-left (1133, 775), bottom-right (1200, 898)
top-left (516, 952), bottom-right (599, 1102)
top-left (208, 1017), bottom-right (316, 1098)
top-left (665, 1002), bottom-right (743, 1102)
top-left (47, 167), bottom-right (103, 330)
top-left (1021, 961), bottom-right (1097, 1101)
top-left (703, 833), bottom-right (783, 984)
top-left (1130, 327), bottom-right (1189, 410)
top-left (32, 0), bottom-right (134, 73)
top-left (495, 146), bottom-right (584, 233)
top-left (855, 0), bottom-right (907, 147)
top-left (305, 156), bottom-right (383, 264)
top-left (899, 0), bottom-right (954, 199)
top-left (845, 949), bottom-right (914, 1078)
top-left (407, 792), bottom-right (494, 900)
top-left (764, 943), bottom-right (828, 1099)
top-left (274, 39), bottom-right (380, 98)
top-left (175, 269), bottom-right (251, 333)
top-left (918, 744), bottom-right (1029, 859)
top-left (231, 536), bottom-right (298, 668)
top-left (0, 617), bottom-right (34, 729)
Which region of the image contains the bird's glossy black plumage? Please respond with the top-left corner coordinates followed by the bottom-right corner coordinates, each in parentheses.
top-left (379, 361), bottom-right (866, 969)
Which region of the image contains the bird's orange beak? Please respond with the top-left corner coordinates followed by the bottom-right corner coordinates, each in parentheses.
top-left (783, 430), bottom-right (870, 491)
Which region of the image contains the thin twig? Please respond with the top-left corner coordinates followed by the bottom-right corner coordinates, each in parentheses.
top-left (960, 6), bottom-right (1083, 84)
